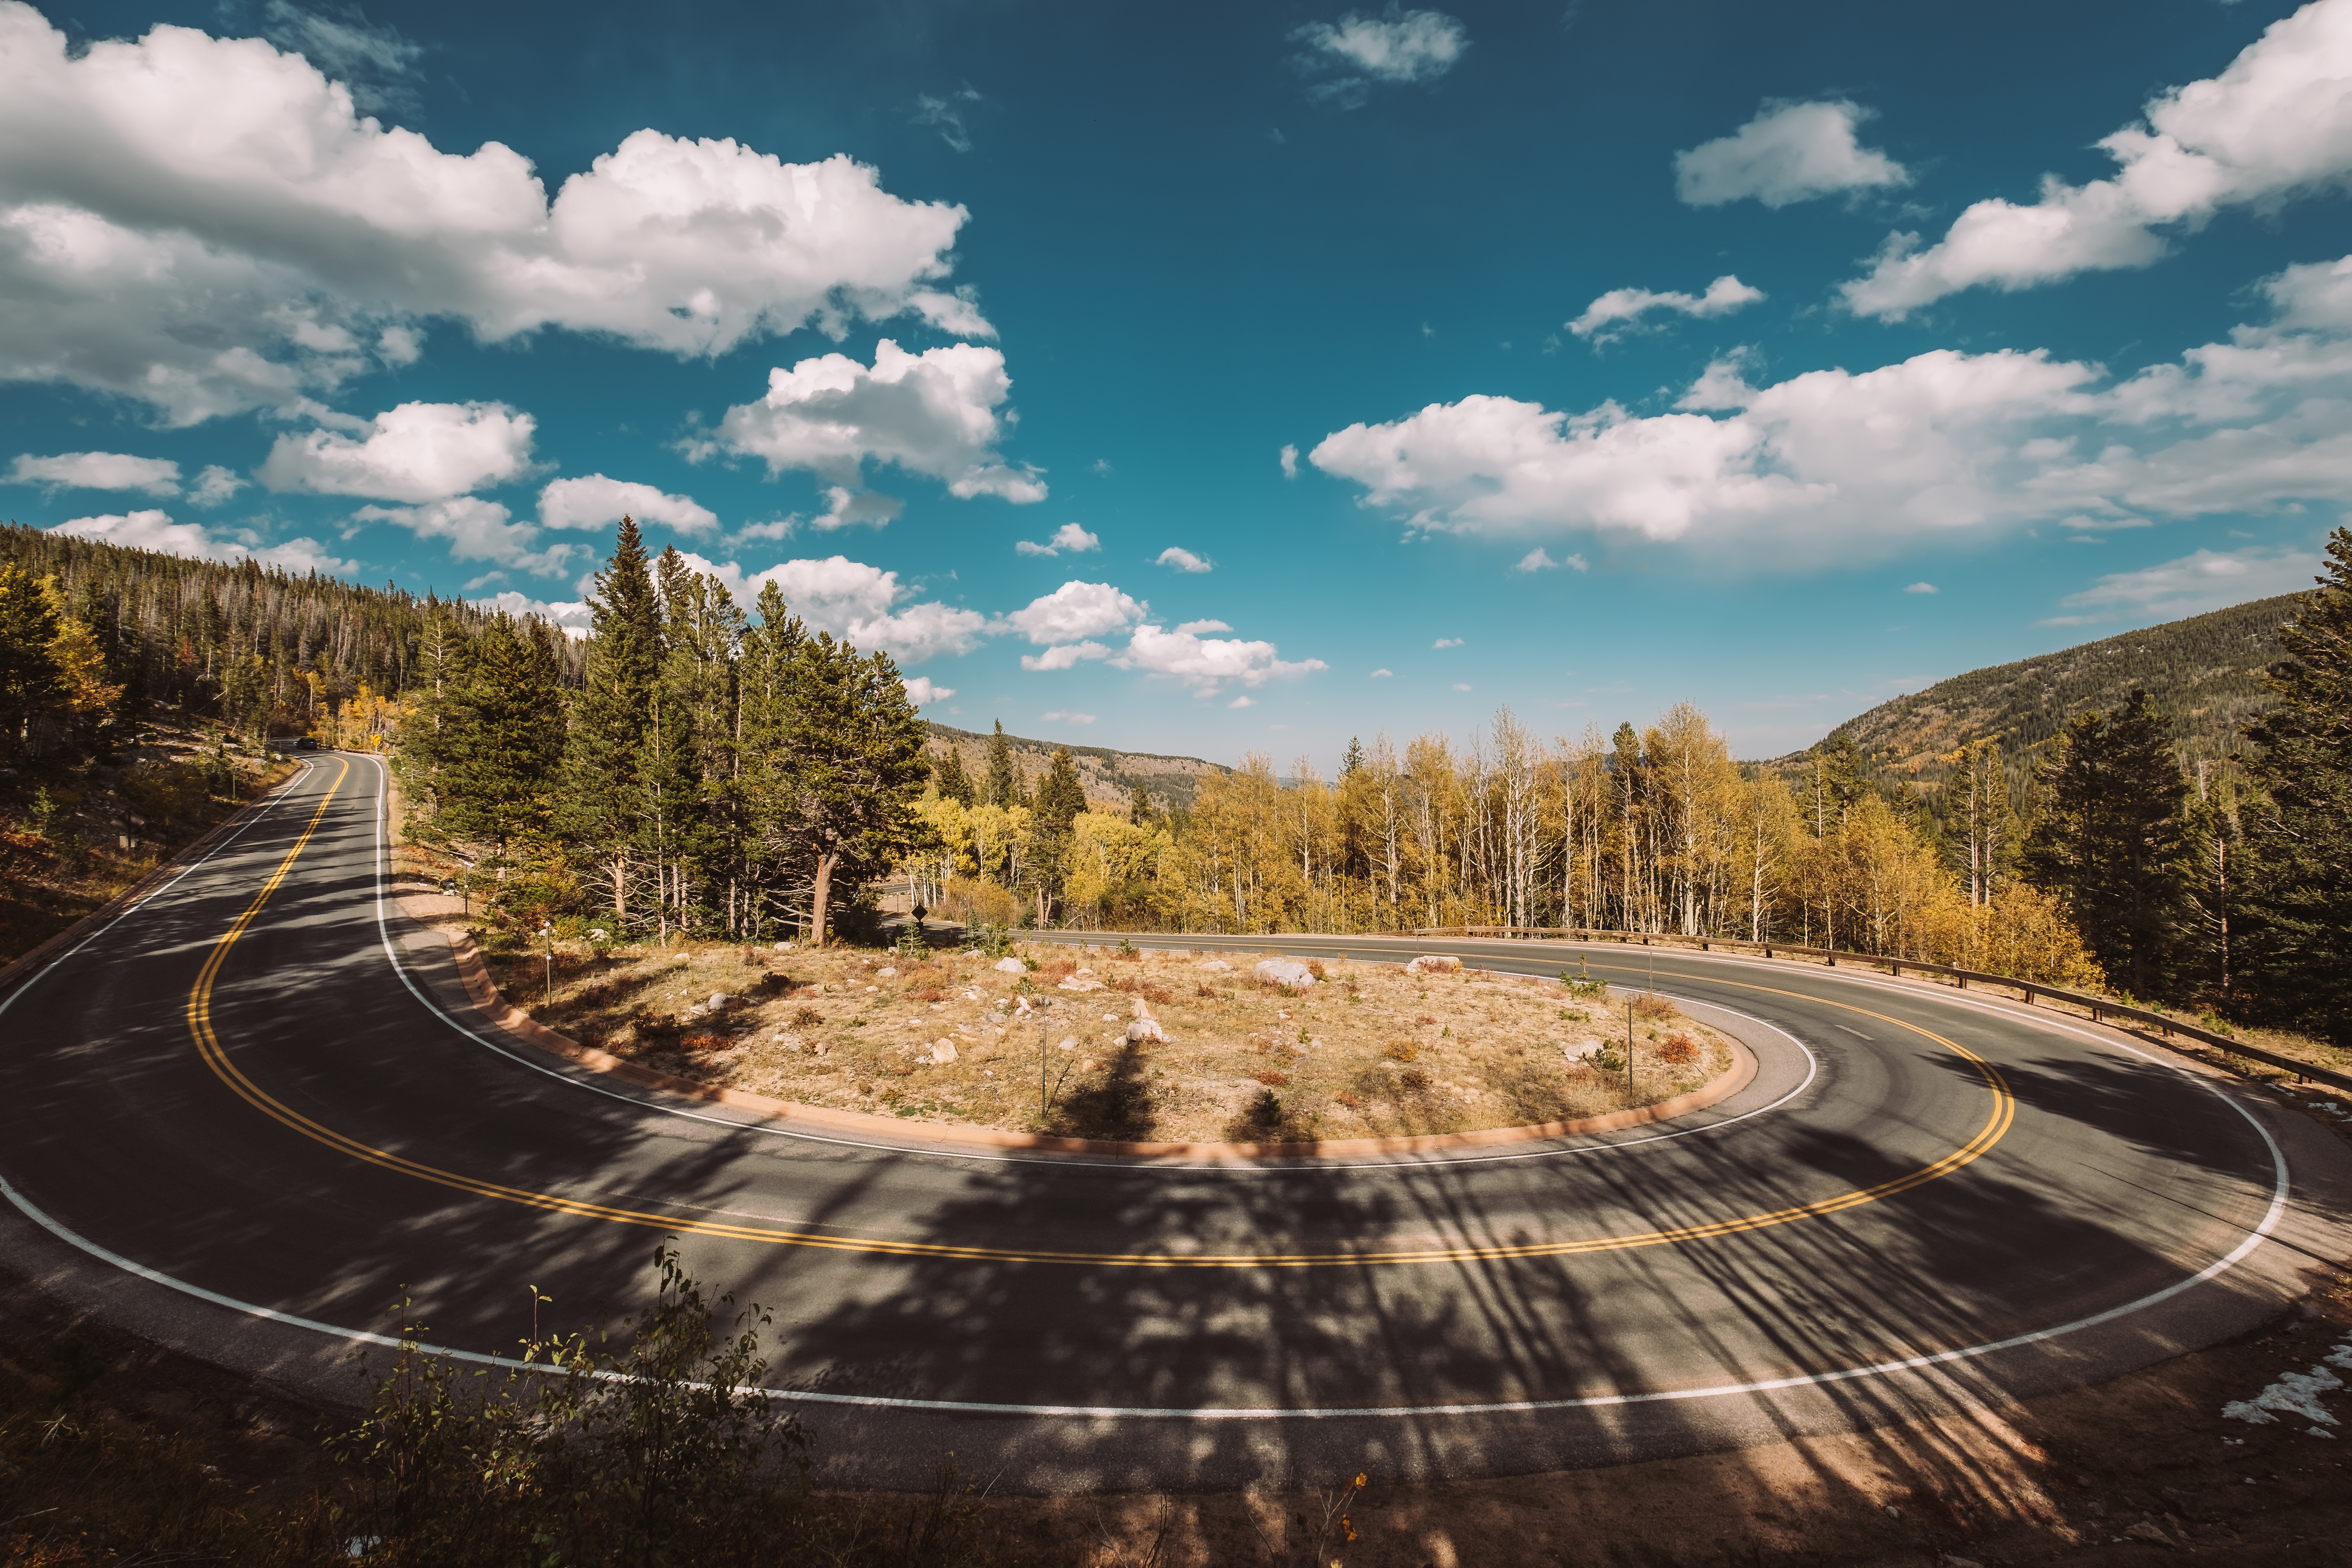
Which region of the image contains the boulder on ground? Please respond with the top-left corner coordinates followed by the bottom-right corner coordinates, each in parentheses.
top-left (1406, 955), bottom-right (1463, 975)
top-left (993, 956), bottom-right (1027, 974)
top-left (1254, 959), bottom-right (1316, 989)
top-left (930, 1039), bottom-right (959, 1064)
top-left (1126, 1018), bottom-right (1167, 1044)
top-left (1199, 959), bottom-right (1233, 972)
top-left (1057, 976), bottom-right (1105, 992)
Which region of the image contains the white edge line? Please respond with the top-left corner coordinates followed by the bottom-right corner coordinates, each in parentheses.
top-left (0, 758), bottom-right (2296, 1423)
top-left (363, 755), bottom-right (1818, 1175)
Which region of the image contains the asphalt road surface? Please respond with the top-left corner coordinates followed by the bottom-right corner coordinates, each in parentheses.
top-left (3, 753), bottom-right (2347, 1492)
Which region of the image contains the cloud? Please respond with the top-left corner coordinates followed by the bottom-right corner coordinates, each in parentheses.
top-left (1040, 709), bottom-right (1097, 725)
top-left (1154, 545), bottom-right (1214, 573)
top-left (1432, 636), bottom-right (1463, 647)
top-left (1020, 641), bottom-right (1111, 671)
top-left (1904, 581), bottom-right (1939, 594)
top-left (1370, 667), bottom-right (1393, 677)
top-left (1674, 100), bottom-right (1909, 208)
top-left (903, 675), bottom-right (955, 705)
top-left (710, 339), bottom-right (1044, 502)
top-left (1844, 0), bottom-right (2352, 318)
top-left (1311, 346), bottom-right (2130, 565)
top-left (51, 508), bottom-right (354, 573)
top-left (1015, 521), bottom-right (1101, 557)
top-left (809, 486), bottom-right (905, 531)
top-left (1280, 443), bottom-right (1300, 479)
top-left (1115, 621), bottom-right (1327, 694)
top-left (914, 88), bottom-right (982, 153)
top-left (538, 474), bottom-right (717, 534)
top-left (1451, 682), bottom-right (1472, 691)
top-left (1002, 580), bottom-right (1146, 646)
top-left (1292, 8), bottom-right (1468, 106)
top-left (1511, 547), bottom-right (1587, 572)
top-left (1227, 695), bottom-right (1255, 708)
top-left (259, 0), bottom-right (421, 113)
top-left (1567, 275), bottom-right (1764, 342)
top-left (681, 551), bottom-right (988, 664)
top-left (471, 590), bottom-right (594, 637)
top-left (9, 451), bottom-right (181, 495)
top-left (189, 465), bottom-right (247, 507)
top-left (353, 496), bottom-right (579, 575)
top-left (2050, 543), bottom-right (2325, 622)
top-left (260, 401), bottom-right (536, 501)
top-left (0, 5), bottom-right (984, 423)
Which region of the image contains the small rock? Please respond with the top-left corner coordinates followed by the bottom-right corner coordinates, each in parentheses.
top-left (1938, 1556), bottom-right (1986, 1568)
top-left (877, 966), bottom-right (897, 979)
top-left (930, 1040), bottom-right (958, 1064)
top-left (707, 992), bottom-right (728, 1011)
top-left (774, 941), bottom-right (795, 951)
top-left (1254, 959), bottom-right (1315, 988)
top-left (1200, 959), bottom-right (1232, 972)
top-left (993, 956), bottom-right (1027, 974)
top-left (1406, 954), bottom-right (1464, 975)
top-left (2122, 1519), bottom-right (2174, 1547)
top-left (1057, 1036), bottom-right (1077, 1051)
top-left (1057, 977), bottom-right (1105, 992)
top-left (1127, 1018), bottom-right (1166, 1044)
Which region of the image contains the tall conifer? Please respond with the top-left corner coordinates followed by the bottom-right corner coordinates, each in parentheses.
top-left (2021, 689), bottom-right (2189, 998)
top-left (2238, 527), bottom-right (2352, 1040)
top-left (562, 518), bottom-right (661, 923)
top-left (435, 615), bottom-right (564, 864)
top-left (983, 719), bottom-right (1018, 807)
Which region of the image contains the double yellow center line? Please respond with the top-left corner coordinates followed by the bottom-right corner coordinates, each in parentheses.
top-left (185, 760), bottom-right (2015, 1268)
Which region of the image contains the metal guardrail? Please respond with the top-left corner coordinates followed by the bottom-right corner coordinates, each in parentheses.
top-left (1413, 924), bottom-right (2352, 1094)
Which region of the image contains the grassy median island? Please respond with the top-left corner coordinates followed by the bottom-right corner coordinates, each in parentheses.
top-left (476, 938), bottom-right (1733, 1144)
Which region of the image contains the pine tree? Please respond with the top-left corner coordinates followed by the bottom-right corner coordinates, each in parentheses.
top-left (2021, 689), bottom-right (2189, 999)
top-left (983, 720), bottom-right (1018, 808)
top-left (1128, 782), bottom-right (1156, 827)
top-left (1026, 748), bottom-right (1088, 924)
top-left (1341, 736), bottom-right (1365, 776)
top-left (433, 615), bottom-right (565, 865)
top-left (739, 582), bottom-right (809, 936)
top-left (2238, 526), bottom-right (2352, 1040)
top-left (561, 519), bottom-right (662, 925)
top-left (933, 743), bottom-right (976, 806)
top-left (784, 635), bottom-right (930, 945)
top-left (0, 564), bottom-right (64, 759)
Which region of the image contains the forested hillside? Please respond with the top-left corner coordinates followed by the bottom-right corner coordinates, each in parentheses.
top-left (0, 522), bottom-right (565, 744)
top-left (925, 721), bottom-right (1224, 813)
top-left (1807, 594), bottom-right (2301, 783)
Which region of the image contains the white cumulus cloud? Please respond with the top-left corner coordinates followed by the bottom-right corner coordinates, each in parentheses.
top-left (903, 675), bottom-right (955, 705)
top-left (1280, 443), bottom-right (1300, 479)
top-left (471, 590), bottom-right (594, 637)
top-left (538, 474), bottom-right (717, 534)
top-left (711, 339), bottom-right (1044, 503)
top-left (1905, 581), bottom-right (1939, 594)
top-left (1039, 709), bottom-right (1097, 725)
top-left (260, 401), bottom-right (536, 501)
top-left (1511, 547), bottom-right (1587, 573)
top-left (0, 3), bottom-right (985, 423)
top-left (1155, 545), bottom-right (1214, 573)
top-left (51, 508), bottom-right (353, 573)
top-left (1568, 275), bottom-right (1764, 342)
top-left (9, 451), bottom-right (182, 495)
top-left (1674, 100), bottom-right (1909, 208)
top-left (1003, 580), bottom-right (1146, 646)
top-left (1016, 522), bottom-right (1101, 557)
top-left (1292, 8), bottom-right (1467, 106)
top-left (1114, 621), bottom-right (1327, 695)
top-left (353, 496), bottom-right (579, 576)
top-left (681, 552), bottom-right (988, 665)
top-left (1844, 0), bottom-right (2352, 318)
top-left (189, 465), bottom-right (247, 507)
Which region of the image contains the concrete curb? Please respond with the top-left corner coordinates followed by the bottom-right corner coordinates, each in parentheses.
top-left (424, 921), bottom-right (1760, 1161)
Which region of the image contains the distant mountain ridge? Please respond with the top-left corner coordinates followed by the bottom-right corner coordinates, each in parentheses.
top-left (1794, 593), bottom-right (2305, 781)
top-left (923, 722), bottom-right (1227, 813)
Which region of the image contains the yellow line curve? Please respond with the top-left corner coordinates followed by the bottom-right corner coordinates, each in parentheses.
top-left (186, 763), bottom-right (2016, 1269)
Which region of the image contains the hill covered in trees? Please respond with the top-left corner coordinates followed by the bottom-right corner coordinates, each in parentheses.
top-left (924, 721), bottom-right (1224, 814)
top-left (1799, 593), bottom-right (2301, 784)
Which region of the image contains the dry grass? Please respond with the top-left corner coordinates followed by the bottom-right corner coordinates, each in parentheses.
top-left (481, 940), bottom-right (1731, 1144)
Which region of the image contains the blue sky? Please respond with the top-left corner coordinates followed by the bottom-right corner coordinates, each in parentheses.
top-left (5, 0), bottom-right (2351, 764)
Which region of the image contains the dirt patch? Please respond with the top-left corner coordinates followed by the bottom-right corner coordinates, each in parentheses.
top-left (464, 938), bottom-right (1730, 1143)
